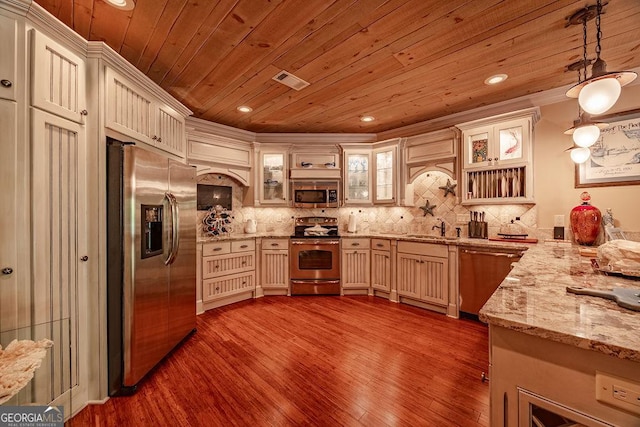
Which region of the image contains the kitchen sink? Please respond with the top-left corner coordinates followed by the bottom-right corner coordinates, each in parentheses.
top-left (405, 234), bottom-right (458, 241)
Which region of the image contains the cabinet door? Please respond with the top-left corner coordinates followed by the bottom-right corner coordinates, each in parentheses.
top-left (419, 255), bottom-right (448, 306)
top-left (463, 125), bottom-right (493, 169)
top-left (30, 108), bottom-right (87, 406)
top-left (105, 68), bottom-right (154, 144)
top-left (0, 15), bottom-right (17, 101)
top-left (31, 30), bottom-right (86, 123)
top-left (397, 253), bottom-right (421, 298)
top-left (259, 152), bottom-right (287, 205)
top-left (494, 117), bottom-right (530, 166)
top-left (156, 104), bottom-right (185, 157)
top-left (341, 249), bottom-right (370, 288)
top-left (261, 250), bottom-right (289, 289)
top-left (344, 151), bottom-right (372, 204)
top-left (371, 249), bottom-right (391, 292)
top-left (374, 146), bottom-right (396, 203)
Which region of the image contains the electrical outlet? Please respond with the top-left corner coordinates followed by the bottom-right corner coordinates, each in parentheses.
top-left (554, 214), bottom-right (565, 227)
top-left (596, 371), bottom-right (640, 415)
top-left (456, 214), bottom-right (468, 223)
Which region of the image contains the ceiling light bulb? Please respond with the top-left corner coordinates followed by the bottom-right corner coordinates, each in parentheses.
top-left (572, 124), bottom-right (600, 148)
top-left (570, 147), bottom-right (591, 164)
top-left (360, 116), bottom-right (375, 122)
top-left (237, 106), bottom-right (253, 113)
top-left (578, 77), bottom-right (621, 115)
top-left (484, 74), bottom-right (508, 85)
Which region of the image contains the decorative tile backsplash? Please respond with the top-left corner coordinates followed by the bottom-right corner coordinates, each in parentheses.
top-left (197, 171), bottom-right (543, 239)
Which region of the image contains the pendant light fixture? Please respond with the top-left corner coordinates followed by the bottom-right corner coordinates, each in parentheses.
top-left (566, 0), bottom-right (637, 115)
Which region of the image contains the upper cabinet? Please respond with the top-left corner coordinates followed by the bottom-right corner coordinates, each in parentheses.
top-left (31, 30), bottom-right (86, 123)
top-left (105, 68), bottom-right (186, 157)
top-left (0, 14), bottom-right (19, 102)
top-left (343, 150), bottom-right (372, 205)
top-left (373, 145), bottom-right (396, 204)
top-left (259, 150), bottom-right (287, 205)
top-left (456, 108), bottom-right (540, 205)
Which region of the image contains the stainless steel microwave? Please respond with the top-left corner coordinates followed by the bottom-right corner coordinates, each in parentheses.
top-left (291, 181), bottom-right (340, 208)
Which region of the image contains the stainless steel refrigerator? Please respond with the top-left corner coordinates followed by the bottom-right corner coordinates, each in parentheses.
top-left (106, 138), bottom-right (196, 395)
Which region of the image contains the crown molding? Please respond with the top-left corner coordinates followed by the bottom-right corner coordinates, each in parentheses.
top-left (255, 132), bottom-right (377, 144)
top-left (186, 116), bottom-right (256, 142)
top-left (24, 1), bottom-right (87, 56)
top-left (0, 0), bottom-right (30, 15)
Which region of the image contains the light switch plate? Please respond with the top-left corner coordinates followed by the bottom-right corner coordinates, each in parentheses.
top-left (554, 214), bottom-right (565, 227)
top-left (596, 371), bottom-right (640, 415)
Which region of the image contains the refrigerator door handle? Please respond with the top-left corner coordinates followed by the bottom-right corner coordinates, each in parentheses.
top-left (164, 192), bottom-right (179, 265)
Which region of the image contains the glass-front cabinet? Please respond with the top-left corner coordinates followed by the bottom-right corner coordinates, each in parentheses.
top-left (344, 151), bottom-right (372, 205)
top-left (374, 146), bottom-right (396, 204)
top-left (463, 118), bottom-right (530, 169)
top-left (259, 151), bottom-right (287, 205)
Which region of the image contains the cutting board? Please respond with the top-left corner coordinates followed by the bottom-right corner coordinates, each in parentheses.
top-left (567, 286), bottom-right (640, 311)
top-left (488, 237), bottom-right (538, 243)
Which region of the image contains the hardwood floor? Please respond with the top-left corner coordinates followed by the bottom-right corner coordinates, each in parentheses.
top-left (69, 296), bottom-right (489, 426)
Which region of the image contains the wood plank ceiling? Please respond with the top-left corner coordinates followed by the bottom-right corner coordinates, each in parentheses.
top-left (33, 0), bottom-right (640, 134)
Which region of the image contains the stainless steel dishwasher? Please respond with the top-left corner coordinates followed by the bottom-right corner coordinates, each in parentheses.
top-left (459, 246), bottom-right (525, 317)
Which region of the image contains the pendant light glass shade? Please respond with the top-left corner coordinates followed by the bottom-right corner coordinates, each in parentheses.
top-left (572, 124), bottom-right (601, 147)
top-left (577, 74), bottom-right (621, 114)
top-left (570, 147), bottom-right (591, 164)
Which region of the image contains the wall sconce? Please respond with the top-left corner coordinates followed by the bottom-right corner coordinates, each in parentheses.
top-left (565, 0), bottom-right (636, 115)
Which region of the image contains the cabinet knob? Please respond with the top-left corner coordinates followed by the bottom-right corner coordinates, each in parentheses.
top-left (157, 137), bottom-right (162, 143)
top-left (152, 135), bottom-right (158, 140)
top-left (80, 110), bottom-right (88, 116)
top-left (80, 256), bottom-right (89, 261)
top-left (1, 79), bottom-right (12, 88)
top-left (241, 261), bottom-right (247, 265)
top-left (2, 267), bottom-right (13, 275)
top-left (215, 286), bottom-right (220, 291)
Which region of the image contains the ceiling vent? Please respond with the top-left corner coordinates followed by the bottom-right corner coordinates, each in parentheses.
top-left (272, 70), bottom-right (310, 91)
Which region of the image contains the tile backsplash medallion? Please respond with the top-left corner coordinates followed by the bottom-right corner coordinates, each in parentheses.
top-left (197, 171), bottom-right (580, 241)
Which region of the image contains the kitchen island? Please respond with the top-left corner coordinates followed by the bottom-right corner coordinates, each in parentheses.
top-left (479, 244), bottom-right (640, 426)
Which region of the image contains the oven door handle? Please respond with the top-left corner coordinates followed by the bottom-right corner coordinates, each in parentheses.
top-left (290, 279), bottom-right (341, 284)
top-left (290, 240), bottom-right (340, 245)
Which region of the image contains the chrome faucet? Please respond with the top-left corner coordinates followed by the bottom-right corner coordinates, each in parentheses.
top-left (432, 219), bottom-right (446, 237)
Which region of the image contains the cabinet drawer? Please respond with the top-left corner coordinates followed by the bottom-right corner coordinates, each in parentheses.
top-left (342, 238), bottom-right (370, 249)
top-left (203, 252), bottom-right (255, 279)
top-left (371, 239), bottom-right (390, 251)
top-left (263, 238), bottom-right (288, 250)
top-left (203, 272), bottom-right (255, 302)
top-left (231, 239), bottom-right (255, 252)
top-left (202, 241), bottom-right (231, 256)
top-left (397, 241), bottom-right (447, 258)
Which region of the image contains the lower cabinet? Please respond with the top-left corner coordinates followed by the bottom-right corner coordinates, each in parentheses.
top-left (396, 241), bottom-right (448, 310)
top-left (260, 238), bottom-right (289, 295)
top-left (341, 238), bottom-right (370, 294)
top-left (201, 239), bottom-right (255, 309)
top-left (371, 239), bottom-right (391, 293)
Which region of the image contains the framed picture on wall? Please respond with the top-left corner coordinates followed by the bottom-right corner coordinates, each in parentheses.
top-left (575, 109), bottom-right (640, 188)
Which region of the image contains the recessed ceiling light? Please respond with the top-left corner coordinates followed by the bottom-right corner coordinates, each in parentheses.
top-left (105, 0), bottom-right (135, 10)
top-left (237, 106), bottom-right (253, 113)
top-left (360, 116), bottom-right (375, 122)
top-left (484, 74), bottom-right (508, 85)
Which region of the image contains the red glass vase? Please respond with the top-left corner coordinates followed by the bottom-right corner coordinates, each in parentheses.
top-left (570, 192), bottom-right (601, 246)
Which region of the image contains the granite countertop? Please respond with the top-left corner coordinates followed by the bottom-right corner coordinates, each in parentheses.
top-left (479, 244), bottom-right (640, 363)
top-left (198, 232), bottom-right (291, 243)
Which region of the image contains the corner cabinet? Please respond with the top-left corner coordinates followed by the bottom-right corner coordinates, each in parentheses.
top-left (105, 68), bottom-right (186, 158)
top-left (457, 108), bottom-right (539, 205)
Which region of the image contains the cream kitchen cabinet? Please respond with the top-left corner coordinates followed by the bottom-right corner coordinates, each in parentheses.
top-left (343, 150), bottom-right (372, 205)
top-left (31, 30), bottom-right (87, 123)
top-left (373, 145), bottom-right (396, 204)
top-left (0, 14), bottom-right (19, 101)
top-left (258, 150), bottom-right (288, 205)
top-left (396, 241), bottom-right (448, 311)
top-left (201, 239), bottom-right (256, 310)
top-left (105, 67), bottom-right (186, 158)
top-left (370, 239), bottom-right (391, 294)
top-left (457, 108), bottom-right (539, 205)
top-left (260, 238), bottom-right (289, 296)
top-left (341, 238), bottom-right (370, 293)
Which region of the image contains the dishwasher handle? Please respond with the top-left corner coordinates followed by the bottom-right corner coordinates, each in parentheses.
top-left (462, 249), bottom-right (523, 258)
